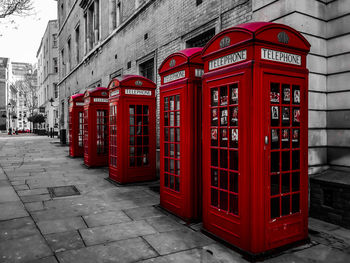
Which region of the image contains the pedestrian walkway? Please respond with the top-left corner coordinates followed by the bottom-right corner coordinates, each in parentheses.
top-left (0, 135), bottom-right (349, 262)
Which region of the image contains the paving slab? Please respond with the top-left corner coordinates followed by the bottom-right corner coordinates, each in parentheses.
top-left (17, 188), bottom-right (49, 196)
top-left (0, 234), bottom-right (52, 263)
top-left (143, 228), bottom-right (214, 255)
top-left (294, 244), bottom-right (350, 263)
top-left (56, 237), bottom-right (157, 263)
top-left (0, 179), bottom-right (10, 187)
top-left (140, 246), bottom-right (248, 263)
top-left (79, 220), bottom-right (157, 246)
top-left (145, 216), bottom-right (186, 233)
top-left (83, 210), bottom-right (131, 227)
top-left (0, 186), bottom-right (21, 202)
top-left (0, 217), bottom-right (38, 241)
top-left (20, 194), bottom-right (51, 203)
top-left (44, 230), bottom-right (85, 253)
top-left (24, 201), bottom-right (45, 212)
top-left (0, 201), bottom-right (28, 220)
top-left (37, 217), bottom-right (87, 235)
top-left (123, 206), bottom-right (165, 220)
top-left (13, 184), bottom-right (30, 191)
top-left (27, 256), bottom-right (59, 263)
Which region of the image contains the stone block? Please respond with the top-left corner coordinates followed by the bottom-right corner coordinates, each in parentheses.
top-left (327, 14), bottom-right (350, 39)
top-left (328, 147), bottom-right (350, 167)
top-left (309, 91), bottom-right (326, 110)
top-left (328, 91), bottom-right (350, 110)
top-left (307, 54), bottom-right (327, 75)
top-left (328, 53), bottom-right (350, 75)
top-left (327, 34), bottom-right (350, 57)
top-left (308, 147), bottom-right (327, 166)
top-left (327, 129), bottom-right (350, 147)
top-left (20, 194), bottom-right (52, 203)
top-left (308, 129), bottom-right (327, 147)
top-left (309, 110), bottom-right (326, 128)
top-left (327, 110), bottom-right (350, 129)
top-left (309, 73), bottom-right (326, 92)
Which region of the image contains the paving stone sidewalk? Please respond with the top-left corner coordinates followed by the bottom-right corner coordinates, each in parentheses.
top-left (0, 135), bottom-right (349, 262)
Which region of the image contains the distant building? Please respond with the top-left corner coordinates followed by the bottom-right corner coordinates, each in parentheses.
top-left (36, 20), bottom-right (59, 132)
top-left (11, 62), bottom-right (37, 131)
top-left (0, 57), bottom-right (13, 131)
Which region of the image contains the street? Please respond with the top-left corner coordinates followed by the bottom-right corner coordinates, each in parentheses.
top-left (0, 135), bottom-right (349, 263)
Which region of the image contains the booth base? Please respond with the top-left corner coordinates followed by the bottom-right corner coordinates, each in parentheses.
top-left (157, 203), bottom-right (201, 224)
top-left (201, 228), bottom-right (311, 262)
top-left (106, 177), bottom-right (159, 187)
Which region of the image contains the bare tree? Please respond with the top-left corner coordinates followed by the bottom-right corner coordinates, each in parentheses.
top-left (13, 72), bottom-right (38, 131)
top-left (0, 0), bottom-right (33, 19)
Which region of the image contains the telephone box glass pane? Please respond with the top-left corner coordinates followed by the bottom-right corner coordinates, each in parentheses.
top-left (109, 104), bottom-right (117, 167)
top-left (270, 81), bottom-right (302, 220)
top-left (163, 95), bottom-right (181, 192)
top-left (210, 83), bottom-right (240, 215)
top-left (129, 104), bottom-right (150, 168)
top-left (96, 110), bottom-right (108, 155)
top-left (78, 112), bottom-right (84, 147)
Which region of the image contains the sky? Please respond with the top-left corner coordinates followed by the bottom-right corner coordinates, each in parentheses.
top-left (0, 0), bottom-right (57, 64)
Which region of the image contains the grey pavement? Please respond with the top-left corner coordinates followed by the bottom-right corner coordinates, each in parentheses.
top-left (0, 135), bottom-right (349, 262)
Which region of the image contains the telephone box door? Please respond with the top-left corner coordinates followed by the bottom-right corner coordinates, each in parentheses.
top-left (160, 89), bottom-right (183, 216)
top-left (264, 73), bottom-right (308, 249)
top-left (203, 73), bottom-right (250, 248)
top-left (126, 100), bottom-right (156, 176)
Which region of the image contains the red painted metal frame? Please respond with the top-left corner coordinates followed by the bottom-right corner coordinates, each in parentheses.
top-left (158, 48), bottom-right (203, 222)
top-left (201, 22), bottom-right (310, 255)
top-left (83, 87), bottom-right (109, 167)
top-left (108, 75), bottom-right (156, 184)
top-left (69, 93), bottom-right (85, 157)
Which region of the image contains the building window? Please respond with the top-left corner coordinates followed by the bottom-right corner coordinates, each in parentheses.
top-left (53, 58), bottom-right (58, 73)
top-left (67, 37), bottom-right (71, 72)
top-left (139, 58), bottom-right (154, 82)
top-left (116, 1), bottom-right (121, 28)
top-left (54, 83), bottom-right (58, 99)
top-left (75, 25), bottom-right (80, 64)
top-left (60, 48), bottom-right (66, 77)
top-left (196, 0), bottom-right (203, 6)
top-left (53, 34), bottom-right (58, 48)
top-left (186, 28), bottom-right (215, 48)
top-left (110, 69), bottom-right (122, 80)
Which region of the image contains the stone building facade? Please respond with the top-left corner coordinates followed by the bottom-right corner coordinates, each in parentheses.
top-left (57, 0), bottom-right (350, 175)
top-left (0, 57), bottom-right (12, 131)
top-left (36, 20), bottom-right (59, 133)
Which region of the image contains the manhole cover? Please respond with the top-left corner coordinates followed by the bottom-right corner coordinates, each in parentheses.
top-left (48, 185), bottom-right (80, 198)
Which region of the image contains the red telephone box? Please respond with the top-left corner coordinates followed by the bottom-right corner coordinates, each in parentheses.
top-left (83, 87), bottom-right (109, 167)
top-left (158, 48), bottom-right (203, 222)
top-left (201, 22), bottom-right (310, 255)
top-left (69, 93), bottom-right (85, 157)
top-left (108, 75), bottom-right (156, 184)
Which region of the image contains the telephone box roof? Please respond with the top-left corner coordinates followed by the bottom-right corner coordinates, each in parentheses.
top-left (71, 93), bottom-right (84, 101)
top-left (159, 47), bottom-right (203, 74)
top-left (108, 75), bottom-right (156, 90)
top-left (202, 22), bottom-right (310, 58)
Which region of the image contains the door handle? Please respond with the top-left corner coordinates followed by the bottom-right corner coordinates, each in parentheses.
top-left (265, 135), bottom-right (269, 145)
